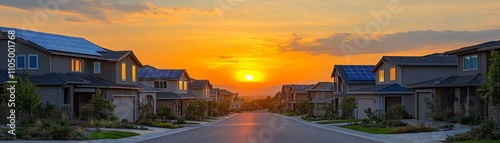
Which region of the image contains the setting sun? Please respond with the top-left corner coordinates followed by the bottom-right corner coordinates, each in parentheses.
top-left (245, 74), bottom-right (254, 81)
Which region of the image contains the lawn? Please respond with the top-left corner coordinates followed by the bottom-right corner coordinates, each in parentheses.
top-left (317, 119), bottom-right (361, 124)
top-left (87, 130), bottom-right (140, 140)
top-left (454, 140), bottom-right (500, 143)
top-left (341, 125), bottom-right (394, 134)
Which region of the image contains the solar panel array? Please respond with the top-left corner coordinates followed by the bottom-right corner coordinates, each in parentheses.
top-left (1, 27), bottom-right (106, 56)
top-left (343, 65), bottom-right (375, 81)
top-left (138, 69), bottom-right (183, 79)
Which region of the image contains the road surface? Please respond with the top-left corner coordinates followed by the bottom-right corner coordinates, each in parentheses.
top-left (139, 111), bottom-right (381, 143)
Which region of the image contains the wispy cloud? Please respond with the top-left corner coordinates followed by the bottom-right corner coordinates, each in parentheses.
top-left (64, 17), bottom-right (86, 23)
top-left (279, 29), bottom-right (500, 56)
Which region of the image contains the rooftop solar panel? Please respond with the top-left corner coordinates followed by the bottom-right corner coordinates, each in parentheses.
top-left (343, 65), bottom-right (375, 81)
top-left (0, 27), bottom-right (106, 56)
top-left (138, 69), bottom-right (185, 79)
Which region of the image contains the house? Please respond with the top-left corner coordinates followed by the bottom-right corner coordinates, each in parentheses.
top-left (408, 41), bottom-right (500, 120)
top-left (218, 89), bottom-right (237, 103)
top-left (286, 84), bottom-right (315, 113)
top-left (210, 88), bottom-right (220, 102)
top-left (308, 82), bottom-right (334, 116)
top-left (188, 80), bottom-right (214, 115)
top-left (281, 85), bottom-right (292, 112)
top-left (137, 68), bottom-right (198, 118)
top-left (348, 54), bottom-right (457, 119)
top-left (0, 27), bottom-right (143, 122)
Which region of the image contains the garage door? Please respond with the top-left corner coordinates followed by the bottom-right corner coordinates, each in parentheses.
top-left (356, 98), bottom-right (376, 119)
top-left (417, 93), bottom-right (432, 119)
top-left (113, 96), bottom-right (135, 122)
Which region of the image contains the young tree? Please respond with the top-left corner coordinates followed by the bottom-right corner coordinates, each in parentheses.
top-left (85, 88), bottom-right (115, 132)
top-left (296, 100), bottom-right (311, 115)
top-left (479, 50), bottom-right (500, 106)
top-left (138, 102), bottom-right (152, 120)
top-left (341, 96), bottom-right (357, 125)
top-left (156, 105), bottom-right (172, 120)
top-left (323, 100), bottom-right (339, 120)
top-left (16, 72), bottom-right (41, 136)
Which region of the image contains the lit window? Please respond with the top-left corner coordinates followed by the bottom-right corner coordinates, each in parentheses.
top-left (179, 81), bottom-right (184, 90)
top-left (184, 81), bottom-right (188, 90)
top-left (379, 70), bottom-right (385, 82)
top-left (122, 63), bottom-right (126, 81)
top-left (390, 67), bottom-right (396, 81)
top-left (94, 62), bottom-right (101, 74)
top-left (71, 59), bottom-right (83, 72)
top-left (28, 55), bottom-right (38, 69)
top-left (16, 55), bottom-right (25, 69)
top-left (132, 65), bottom-right (136, 82)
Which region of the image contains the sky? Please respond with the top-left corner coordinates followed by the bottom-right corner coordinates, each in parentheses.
top-left (1, 0), bottom-right (500, 96)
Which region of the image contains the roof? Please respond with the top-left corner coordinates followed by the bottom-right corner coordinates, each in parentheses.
top-left (210, 88), bottom-right (220, 94)
top-left (156, 92), bottom-right (198, 99)
top-left (348, 83), bottom-right (412, 95)
top-left (281, 85), bottom-right (292, 92)
top-left (372, 53), bottom-right (457, 72)
top-left (219, 89), bottom-right (237, 96)
top-left (70, 73), bottom-right (142, 89)
top-left (100, 50), bottom-right (131, 60)
top-left (138, 83), bottom-right (160, 92)
top-left (188, 80), bottom-right (211, 89)
top-left (291, 84), bottom-right (315, 93)
top-left (333, 65), bottom-right (376, 85)
top-left (310, 82), bottom-right (334, 91)
top-left (445, 40), bottom-right (500, 55)
top-left (407, 73), bottom-right (483, 88)
top-left (0, 27), bottom-right (106, 56)
top-left (137, 69), bottom-right (189, 80)
top-left (142, 65), bottom-right (157, 70)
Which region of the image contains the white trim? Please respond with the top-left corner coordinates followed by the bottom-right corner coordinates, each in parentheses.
top-left (93, 62), bottom-right (101, 74)
top-left (27, 54), bottom-right (39, 70)
top-left (16, 55), bottom-right (26, 69)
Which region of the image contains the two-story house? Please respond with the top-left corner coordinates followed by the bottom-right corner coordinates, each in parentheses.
top-left (281, 85), bottom-right (292, 112)
top-left (188, 80), bottom-right (214, 115)
top-left (348, 54), bottom-right (457, 119)
top-left (408, 41), bottom-right (500, 120)
top-left (308, 82), bottom-right (334, 116)
top-left (288, 84), bottom-right (315, 113)
top-left (0, 27), bottom-right (144, 122)
top-left (137, 68), bottom-right (197, 118)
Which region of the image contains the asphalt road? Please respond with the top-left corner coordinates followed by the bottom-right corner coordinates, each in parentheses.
top-left (139, 111), bottom-right (382, 143)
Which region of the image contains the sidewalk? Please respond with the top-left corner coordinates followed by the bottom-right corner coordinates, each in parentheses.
top-left (2, 113), bottom-right (240, 143)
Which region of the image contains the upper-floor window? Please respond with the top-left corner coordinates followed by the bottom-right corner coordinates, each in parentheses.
top-left (178, 81), bottom-right (187, 90)
top-left (463, 55), bottom-right (478, 71)
top-left (16, 55), bottom-right (25, 69)
top-left (132, 65), bottom-right (137, 82)
top-left (390, 67), bottom-right (396, 81)
top-left (154, 81), bottom-right (167, 89)
top-left (93, 62), bottom-right (101, 74)
top-left (71, 59), bottom-right (83, 72)
top-left (379, 70), bottom-right (385, 82)
top-left (28, 54), bottom-right (38, 70)
top-left (122, 63), bottom-right (126, 81)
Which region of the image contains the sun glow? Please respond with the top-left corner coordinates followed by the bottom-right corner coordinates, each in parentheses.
top-left (245, 74), bottom-right (254, 81)
top-left (236, 70), bottom-right (264, 82)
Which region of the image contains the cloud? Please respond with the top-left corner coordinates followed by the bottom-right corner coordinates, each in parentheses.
top-left (64, 17), bottom-right (86, 23)
top-left (0, 0), bottom-right (217, 23)
top-left (218, 56), bottom-right (233, 59)
top-left (280, 29), bottom-right (500, 56)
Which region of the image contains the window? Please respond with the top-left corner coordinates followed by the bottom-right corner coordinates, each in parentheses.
top-left (463, 55), bottom-right (478, 71)
top-left (154, 81), bottom-right (167, 89)
top-left (93, 62), bottom-right (101, 74)
top-left (390, 67), bottom-right (396, 81)
top-left (28, 55), bottom-right (38, 69)
top-left (379, 70), bottom-right (385, 82)
top-left (132, 65), bottom-right (136, 82)
top-left (16, 55), bottom-right (25, 69)
top-left (184, 81), bottom-right (188, 90)
top-left (71, 59), bottom-right (83, 72)
top-left (121, 63), bottom-right (126, 81)
top-left (179, 81), bottom-right (184, 90)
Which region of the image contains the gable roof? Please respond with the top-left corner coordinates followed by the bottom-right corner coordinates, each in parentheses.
top-left (281, 85), bottom-right (292, 92)
top-left (219, 89), bottom-right (237, 96)
top-left (333, 65), bottom-right (376, 85)
top-left (210, 88), bottom-right (220, 94)
top-left (445, 40), bottom-right (500, 55)
top-left (189, 80), bottom-right (212, 89)
top-left (372, 53), bottom-right (457, 72)
top-left (310, 82), bottom-right (334, 91)
top-left (137, 69), bottom-right (190, 80)
top-left (348, 83), bottom-right (412, 95)
top-left (407, 73), bottom-right (483, 88)
top-left (290, 84), bottom-right (315, 93)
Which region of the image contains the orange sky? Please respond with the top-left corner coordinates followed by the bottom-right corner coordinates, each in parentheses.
top-left (1, 0), bottom-right (500, 96)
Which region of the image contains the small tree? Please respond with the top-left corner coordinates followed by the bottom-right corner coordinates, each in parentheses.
top-left (138, 102), bottom-right (152, 120)
top-left (185, 100), bottom-right (208, 121)
top-left (341, 96), bottom-right (357, 125)
top-left (479, 50), bottom-right (500, 106)
top-left (385, 103), bottom-right (406, 121)
top-left (85, 88), bottom-right (115, 132)
top-left (323, 100), bottom-right (339, 120)
top-left (296, 100), bottom-right (311, 115)
top-left (156, 105), bottom-right (172, 120)
top-left (16, 72), bottom-right (41, 136)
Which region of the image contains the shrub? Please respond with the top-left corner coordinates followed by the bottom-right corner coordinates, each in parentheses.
top-left (444, 133), bottom-right (469, 143)
top-left (106, 114), bottom-right (118, 121)
top-left (177, 118), bottom-right (186, 124)
top-left (157, 105), bottom-right (173, 120)
top-left (121, 119), bottom-right (129, 124)
top-left (441, 107), bottom-right (455, 122)
top-left (50, 123), bottom-right (75, 140)
top-left (445, 119), bottom-right (500, 142)
top-left (138, 120), bottom-right (155, 126)
top-left (440, 124), bottom-right (455, 130)
top-left (390, 125), bottom-right (438, 134)
top-left (137, 120), bottom-right (182, 129)
top-left (385, 104), bottom-right (406, 120)
top-left (375, 120), bottom-right (408, 128)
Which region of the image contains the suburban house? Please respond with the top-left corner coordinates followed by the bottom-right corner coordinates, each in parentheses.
top-left (281, 85), bottom-right (292, 112)
top-left (408, 41), bottom-right (500, 120)
top-left (331, 65), bottom-right (376, 117)
top-left (0, 27), bottom-right (144, 122)
top-left (218, 89), bottom-right (237, 103)
top-left (286, 84), bottom-right (315, 113)
top-left (137, 68), bottom-right (198, 118)
top-left (348, 54), bottom-right (457, 119)
top-left (210, 88), bottom-right (220, 102)
top-left (308, 82), bottom-right (334, 116)
top-left (188, 80), bottom-right (214, 115)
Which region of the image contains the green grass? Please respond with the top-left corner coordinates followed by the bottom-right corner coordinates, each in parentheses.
top-left (87, 131), bottom-right (139, 140)
top-left (341, 125), bottom-right (394, 134)
top-left (202, 119), bottom-right (213, 122)
top-left (454, 140), bottom-right (500, 143)
top-left (317, 119), bottom-right (361, 124)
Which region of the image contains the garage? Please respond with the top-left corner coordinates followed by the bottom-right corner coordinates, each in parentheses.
top-left (356, 98), bottom-right (376, 119)
top-left (113, 96), bottom-right (136, 122)
top-left (417, 92), bottom-right (432, 119)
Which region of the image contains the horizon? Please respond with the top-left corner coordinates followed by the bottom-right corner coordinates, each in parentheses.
top-left (1, 0), bottom-right (500, 96)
